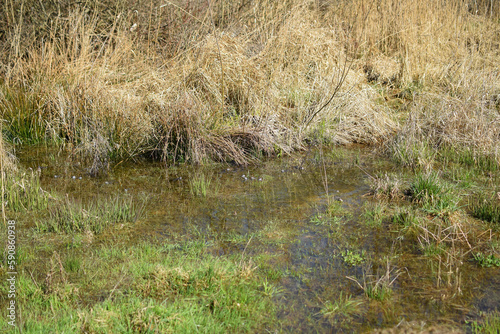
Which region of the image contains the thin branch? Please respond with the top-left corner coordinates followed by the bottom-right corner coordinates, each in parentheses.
top-left (301, 1), bottom-right (375, 131)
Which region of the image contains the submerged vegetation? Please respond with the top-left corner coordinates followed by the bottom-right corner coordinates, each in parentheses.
top-left (189, 171), bottom-right (220, 198)
top-left (319, 292), bottom-right (363, 326)
top-left (1, 145), bottom-right (499, 332)
top-left (4, 169), bottom-right (49, 213)
top-left (472, 252), bottom-right (500, 268)
top-left (39, 195), bottom-right (143, 234)
top-left (1, 0), bottom-right (500, 332)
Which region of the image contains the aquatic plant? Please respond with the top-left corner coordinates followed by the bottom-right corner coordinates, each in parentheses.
top-left (347, 259), bottom-right (403, 302)
top-left (262, 278), bottom-right (284, 298)
top-left (4, 169), bottom-right (49, 212)
top-left (319, 292), bottom-right (363, 324)
top-left (341, 249), bottom-right (366, 266)
top-left (409, 172), bottom-right (459, 215)
top-left (472, 252), bottom-right (500, 268)
top-left (392, 207), bottom-right (419, 229)
top-left (326, 200), bottom-right (345, 217)
top-left (469, 310), bottom-right (500, 334)
top-left (189, 171), bottom-right (220, 198)
top-left (409, 172), bottom-right (444, 202)
top-left (361, 202), bottom-right (386, 227)
top-left (416, 213), bottom-right (473, 293)
top-left (38, 196), bottom-right (144, 234)
top-left (260, 264), bottom-right (285, 281)
top-left (368, 172), bottom-right (405, 200)
top-left (420, 242), bottom-right (446, 257)
top-left (310, 213), bottom-right (329, 226)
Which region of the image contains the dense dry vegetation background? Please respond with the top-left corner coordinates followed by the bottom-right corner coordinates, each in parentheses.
top-left (0, 0), bottom-right (499, 170)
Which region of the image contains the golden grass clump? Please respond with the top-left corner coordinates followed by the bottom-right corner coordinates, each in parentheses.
top-left (0, 149), bottom-right (16, 176)
top-left (0, 128), bottom-right (16, 174)
top-left (338, 0), bottom-right (500, 84)
top-left (151, 32), bottom-right (297, 164)
top-left (388, 67), bottom-right (500, 169)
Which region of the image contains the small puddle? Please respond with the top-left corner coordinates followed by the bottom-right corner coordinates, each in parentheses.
top-left (16, 145), bottom-right (500, 332)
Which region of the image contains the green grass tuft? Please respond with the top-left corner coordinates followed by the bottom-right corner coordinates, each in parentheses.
top-left (189, 172), bottom-right (220, 198)
top-left (409, 172), bottom-right (443, 201)
top-left (469, 311), bottom-right (500, 334)
top-left (392, 207), bottom-right (418, 227)
top-left (319, 292), bottom-right (363, 324)
top-left (341, 249), bottom-right (366, 266)
top-left (409, 172), bottom-right (459, 215)
top-left (364, 284), bottom-right (393, 301)
top-left (37, 196), bottom-right (144, 234)
top-left (470, 197), bottom-right (500, 225)
top-left (4, 170), bottom-right (49, 212)
top-left (361, 203), bottom-right (386, 227)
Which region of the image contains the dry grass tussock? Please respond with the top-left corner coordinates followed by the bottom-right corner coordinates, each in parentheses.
top-left (394, 89), bottom-right (500, 154)
top-left (0, 0), bottom-right (499, 168)
top-left (388, 69), bottom-right (500, 168)
top-left (0, 132), bottom-right (16, 174)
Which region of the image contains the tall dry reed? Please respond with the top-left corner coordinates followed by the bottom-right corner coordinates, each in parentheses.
top-left (0, 0), bottom-right (498, 168)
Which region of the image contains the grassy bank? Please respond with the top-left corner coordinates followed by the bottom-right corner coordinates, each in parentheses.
top-left (2, 0), bottom-right (498, 170)
top-left (0, 235), bottom-right (277, 333)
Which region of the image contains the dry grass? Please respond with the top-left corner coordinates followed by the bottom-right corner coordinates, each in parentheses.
top-left (0, 0), bottom-right (499, 168)
top-left (368, 172), bottom-right (405, 200)
top-left (0, 130), bottom-right (16, 174)
top-left (388, 88), bottom-right (500, 169)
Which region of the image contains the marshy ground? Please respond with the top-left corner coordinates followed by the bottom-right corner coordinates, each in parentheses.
top-left (1, 145), bottom-right (499, 333)
top-left (1, 0), bottom-right (500, 333)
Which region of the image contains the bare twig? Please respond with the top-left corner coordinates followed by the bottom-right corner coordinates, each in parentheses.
top-left (301, 1), bottom-right (375, 131)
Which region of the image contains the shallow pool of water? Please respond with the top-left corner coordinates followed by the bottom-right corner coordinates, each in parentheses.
top-left (17, 144), bottom-right (500, 332)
